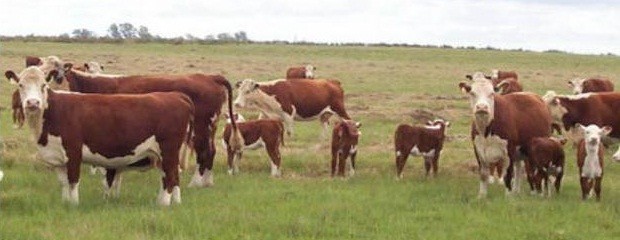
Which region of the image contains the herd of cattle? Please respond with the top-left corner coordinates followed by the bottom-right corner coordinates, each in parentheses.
top-left (0, 55), bottom-right (618, 206)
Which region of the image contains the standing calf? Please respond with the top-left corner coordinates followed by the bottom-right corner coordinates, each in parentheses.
top-left (394, 119), bottom-right (450, 178)
top-left (568, 78), bottom-right (614, 94)
top-left (222, 114), bottom-right (285, 177)
top-left (331, 120), bottom-right (361, 177)
top-left (576, 124), bottom-right (610, 201)
top-left (286, 64), bottom-right (316, 79)
top-left (527, 137), bottom-right (566, 196)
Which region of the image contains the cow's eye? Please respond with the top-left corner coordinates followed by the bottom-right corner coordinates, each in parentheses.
top-left (18, 83), bottom-right (23, 88)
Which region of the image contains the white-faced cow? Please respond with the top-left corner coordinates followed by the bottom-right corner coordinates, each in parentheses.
top-left (234, 78), bottom-right (350, 138)
top-left (60, 64), bottom-right (242, 188)
top-left (459, 72), bottom-right (552, 198)
top-left (394, 119), bottom-right (450, 178)
top-left (567, 78), bottom-right (614, 94)
top-left (73, 62), bottom-right (105, 74)
top-left (576, 124), bottom-right (610, 201)
top-left (542, 91), bottom-right (620, 161)
top-left (222, 114), bottom-right (285, 177)
top-left (5, 67), bottom-right (194, 206)
top-left (331, 120), bottom-right (361, 177)
top-left (527, 137), bottom-right (566, 197)
top-left (286, 65), bottom-right (315, 79)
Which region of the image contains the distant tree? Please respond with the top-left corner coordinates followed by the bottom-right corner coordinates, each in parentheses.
top-left (204, 34), bottom-right (216, 41)
top-left (234, 31), bottom-right (248, 42)
top-left (185, 34), bottom-right (198, 41)
top-left (71, 28), bottom-right (96, 39)
top-left (138, 26), bottom-right (152, 40)
top-left (108, 24), bottom-right (122, 39)
top-left (217, 32), bottom-right (234, 41)
top-left (119, 23), bottom-right (137, 39)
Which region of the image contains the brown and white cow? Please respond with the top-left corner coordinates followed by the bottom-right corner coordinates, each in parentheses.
top-left (527, 137), bottom-right (566, 197)
top-left (286, 65), bottom-right (315, 79)
top-left (542, 91), bottom-right (620, 160)
top-left (5, 67), bottom-right (194, 206)
top-left (234, 78), bottom-right (350, 138)
top-left (222, 114), bottom-right (285, 177)
top-left (394, 119), bottom-right (450, 178)
top-left (59, 64), bottom-right (242, 188)
top-left (575, 124), bottom-right (609, 201)
top-left (489, 69), bottom-right (518, 83)
top-left (26, 56), bottom-right (43, 67)
top-left (567, 78), bottom-right (614, 94)
top-left (331, 120), bottom-right (361, 177)
top-left (73, 62), bottom-right (105, 74)
top-left (496, 78), bottom-right (523, 94)
top-left (459, 72), bottom-right (552, 198)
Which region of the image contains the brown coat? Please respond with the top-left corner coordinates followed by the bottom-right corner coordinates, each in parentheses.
top-left (394, 121), bottom-right (448, 178)
top-left (331, 120), bottom-right (361, 177)
top-left (527, 137), bottom-right (566, 195)
top-left (582, 78), bottom-right (614, 93)
top-left (576, 139), bottom-right (604, 201)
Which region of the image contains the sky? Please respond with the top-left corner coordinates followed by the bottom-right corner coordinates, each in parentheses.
top-left (1, 0), bottom-right (618, 55)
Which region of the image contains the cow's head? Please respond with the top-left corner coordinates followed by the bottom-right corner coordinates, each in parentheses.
top-left (338, 120), bottom-right (362, 139)
top-left (426, 119), bottom-right (451, 135)
top-left (305, 64), bottom-right (316, 79)
top-left (459, 72), bottom-right (496, 132)
top-left (233, 79), bottom-right (261, 108)
top-left (5, 67), bottom-right (55, 114)
top-left (567, 78), bottom-right (586, 94)
top-left (39, 56), bottom-right (65, 83)
top-left (85, 61), bottom-right (104, 74)
top-left (490, 69), bottom-right (499, 80)
top-left (577, 124), bottom-right (611, 148)
top-left (542, 91), bottom-right (569, 129)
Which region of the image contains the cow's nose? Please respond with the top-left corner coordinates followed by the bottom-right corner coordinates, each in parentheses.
top-left (26, 99), bottom-right (40, 109)
top-left (475, 104), bottom-right (489, 112)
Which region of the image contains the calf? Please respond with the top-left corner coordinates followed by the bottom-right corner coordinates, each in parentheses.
top-left (394, 119), bottom-right (450, 178)
top-left (568, 78), bottom-right (614, 94)
top-left (222, 115), bottom-right (285, 177)
top-left (576, 124), bottom-right (609, 201)
top-left (331, 120), bottom-right (361, 177)
top-left (496, 78), bottom-right (523, 94)
top-left (286, 64), bottom-right (316, 79)
top-left (527, 137), bottom-right (566, 196)
top-left (6, 67), bottom-right (194, 206)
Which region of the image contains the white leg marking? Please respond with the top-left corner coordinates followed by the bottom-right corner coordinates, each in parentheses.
top-left (188, 169), bottom-right (214, 187)
top-left (202, 169), bottom-right (214, 186)
top-left (488, 175), bottom-right (495, 184)
top-left (270, 161), bottom-right (281, 177)
top-left (157, 187), bottom-right (172, 206)
top-left (0, 169), bottom-right (4, 182)
top-left (171, 186), bottom-right (181, 204)
top-left (478, 179), bottom-right (488, 199)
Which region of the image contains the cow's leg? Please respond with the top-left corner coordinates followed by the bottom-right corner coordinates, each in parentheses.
top-left (431, 153), bottom-right (440, 177)
top-left (266, 143), bottom-right (282, 177)
top-left (331, 149), bottom-right (338, 177)
top-left (227, 148), bottom-right (235, 175)
top-left (580, 177), bottom-right (590, 200)
top-left (594, 177), bottom-right (602, 201)
top-left (12, 109), bottom-right (18, 128)
top-left (554, 171), bottom-right (563, 194)
top-left (478, 163), bottom-right (490, 199)
top-left (504, 145), bottom-right (518, 195)
top-left (319, 112), bottom-right (333, 140)
top-left (188, 121), bottom-right (213, 188)
top-left (395, 150), bottom-right (408, 179)
top-left (349, 151), bottom-right (357, 177)
top-left (18, 108), bottom-right (25, 128)
top-left (423, 156), bottom-right (432, 177)
top-left (62, 148), bottom-right (82, 205)
top-left (337, 152), bottom-right (347, 177)
top-left (283, 114), bottom-right (295, 137)
top-left (158, 146), bottom-right (181, 206)
top-left (104, 168), bottom-right (122, 198)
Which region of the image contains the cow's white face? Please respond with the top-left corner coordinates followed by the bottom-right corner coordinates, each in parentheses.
top-left (85, 61), bottom-right (104, 74)
top-left (542, 91), bottom-right (568, 128)
top-left (460, 72), bottom-right (496, 131)
top-left (305, 65), bottom-right (315, 79)
top-left (234, 79), bottom-right (261, 108)
top-left (39, 56), bottom-right (65, 82)
top-left (577, 124), bottom-right (611, 147)
top-left (5, 67), bottom-right (51, 114)
top-left (568, 78), bottom-right (585, 94)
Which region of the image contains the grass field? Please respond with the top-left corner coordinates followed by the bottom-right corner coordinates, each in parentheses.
top-left (1, 41), bottom-right (620, 239)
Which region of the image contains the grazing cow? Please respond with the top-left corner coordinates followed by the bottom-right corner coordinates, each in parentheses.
top-left (459, 72), bottom-right (552, 198)
top-left (489, 69), bottom-right (518, 82)
top-left (234, 78), bottom-right (350, 138)
top-left (331, 120), bottom-right (361, 177)
top-left (73, 62), bottom-right (105, 74)
top-left (496, 78), bottom-right (523, 94)
top-left (394, 119), bottom-right (450, 178)
top-left (286, 65), bottom-right (315, 79)
top-left (60, 64), bottom-right (242, 188)
top-left (567, 78), bottom-right (614, 94)
top-left (542, 91), bottom-right (620, 159)
top-left (222, 116), bottom-right (285, 177)
top-left (5, 67), bottom-right (194, 206)
top-left (575, 124), bottom-right (610, 201)
top-left (527, 137), bottom-right (566, 196)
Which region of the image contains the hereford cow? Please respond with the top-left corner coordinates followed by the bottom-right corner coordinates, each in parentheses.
top-left (496, 78), bottom-right (523, 94)
top-left (222, 114), bottom-right (285, 177)
top-left (59, 64), bottom-right (242, 188)
top-left (459, 72), bottom-right (552, 198)
top-left (286, 64), bottom-right (315, 79)
top-left (5, 67), bottom-right (194, 206)
top-left (542, 91), bottom-right (620, 159)
top-left (394, 119), bottom-right (450, 178)
top-left (73, 62), bottom-right (105, 74)
top-left (576, 124), bottom-right (609, 201)
top-left (26, 56), bottom-right (42, 66)
top-left (527, 137), bottom-right (566, 197)
top-left (331, 120), bottom-right (361, 177)
top-left (567, 78), bottom-right (614, 94)
top-left (234, 78), bottom-right (350, 138)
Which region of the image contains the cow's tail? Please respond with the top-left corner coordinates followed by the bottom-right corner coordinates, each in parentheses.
top-left (215, 76), bottom-right (244, 152)
top-left (278, 120), bottom-right (286, 147)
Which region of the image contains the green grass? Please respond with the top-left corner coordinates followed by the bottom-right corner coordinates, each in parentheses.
top-left (1, 41), bottom-right (620, 239)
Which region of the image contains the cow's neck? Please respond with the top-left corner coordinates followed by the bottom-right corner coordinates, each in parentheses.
top-left (251, 90), bottom-right (288, 115)
top-left (73, 72), bottom-right (119, 93)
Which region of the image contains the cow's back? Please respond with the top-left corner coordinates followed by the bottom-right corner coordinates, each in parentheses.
top-left (262, 79), bottom-right (344, 117)
top-left (492, 93), bottom-right (552, 147)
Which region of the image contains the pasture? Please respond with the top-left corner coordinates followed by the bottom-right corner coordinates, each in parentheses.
top-left (1, 41), bottom-right (620, 239)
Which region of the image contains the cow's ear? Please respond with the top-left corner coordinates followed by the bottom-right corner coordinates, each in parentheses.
top-left (575, 123), bottom-right (586, 133)
top-left (84, 63), bottom-right (90, 70)
top-left (567, 81), bottom-right (574, 87)
top-left (100, 65), bottom-right (104, 71)
top-left (253, 83), bottom-right (260, 90)
top-left (63, 63), bottom-right (73, 72)
top-left (465, 75), bottom-right (472, 80)
top-left (458, 81), bottom-right (471, 93)
top-left (445, 121), bottom-right (451, 127)
top-left (559, 138), bottom-right (568, 145)
top-left (46, 70), bottom-right (60, 83)
top-left (602, 126), bottom-right (612, 136)
top-left (234, 80), bottom-right (242, 89)
top-left (355, 121), bottom-right (362, 129)
top-left (5, 70), bottom-right (19, 84)
top-left (427, 120), bottom-right (433, 125)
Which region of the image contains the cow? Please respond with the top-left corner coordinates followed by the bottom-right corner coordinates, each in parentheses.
top-left (234, 78), bottom-right (350, 138)
top-left (73, 62), bottom-right (105, 74)
top-left (542, 91), bottom-right (620, 159)
top-left (222, 114), bottom-right (285, 177)
top-left (527, 137), bottom-right (566, 197)
top-left (331, 120), bottom-right (361, 177)
top-left (59, 64), bottom-right (242, 188)
top-left (489, 69), bottom-right (518, 82)
top-left (26, 56), bottom-right (42, 67)
top-left (5, 67), bottom-right (194, 206)
top-left (459, 72), bottom-right (552, 198)
top-left (575, 124), bottom-right (610, 201)
top-left (496, 78), bottom-right (523, 94)
top-left (286, 64), bottom-right (315, 79)
top-left (567, 78), bottom-right (614, 94)
top-left (394, 119), bottom-right (450, 178)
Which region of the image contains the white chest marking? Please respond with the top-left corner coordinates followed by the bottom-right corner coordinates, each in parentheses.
top-left (582, 154), bottom-right (602, 179)
top-left (37, 135), bottom-right (69, 167)
top-left (474, 135), bottom-right (509, 164)
top-left (410, 145), bottom-right (435, 157)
